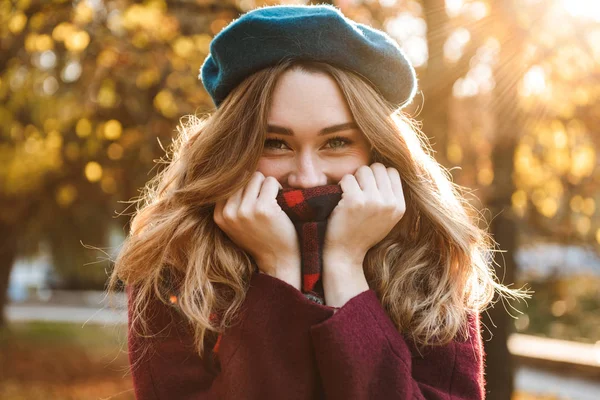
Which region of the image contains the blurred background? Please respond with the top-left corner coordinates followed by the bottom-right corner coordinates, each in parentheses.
top-left (1, 0), bottom-right (599, 399)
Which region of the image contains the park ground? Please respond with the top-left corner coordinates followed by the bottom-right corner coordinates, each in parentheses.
top-left (0, 321), bottom-right (563, 400)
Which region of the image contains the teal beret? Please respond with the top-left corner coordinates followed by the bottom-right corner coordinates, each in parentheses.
top-left (199, 4), bottom-right (418, 109)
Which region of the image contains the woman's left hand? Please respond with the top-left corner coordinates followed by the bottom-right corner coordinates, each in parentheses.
top-left (322, 163), bottom-right (406, 307)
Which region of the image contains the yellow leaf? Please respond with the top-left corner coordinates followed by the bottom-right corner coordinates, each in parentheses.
top-left (8, 12), bottom-right (27, 34)
top-left (570, 145), bottom-right (596, 178)
top-left (538, 197), bottom-right (558, 218)
top-left (104, 119), bottom-right (122, 140)
top-left (511, 190), bottom-right (527, 209)
top-left (76, 118), bottom-right (92, 138)
top-left (74, 2), bottom-right (94, 25)
top-left (172, 36), bottom-right (195, 58)
top-left (52, 22), bottom-right (75, 42)
top-left (85, 161), bottom-right (102, 182)
top-left (194, 34), bottom-right (212, 55)
top-left (65, 30), bottom-right (90, 52)
top-left (97, 49), bottom-right (118, 68)
top-left (582, 198), bottom-right (596, 216)
top-left (447, 142), bottom-right (463, 164)
top-left (570, 195), bottom-right (583, 212)
top-left (575, 215), bottom-right (591, 235)
top-left (477, 167), bottom-right (493, 186)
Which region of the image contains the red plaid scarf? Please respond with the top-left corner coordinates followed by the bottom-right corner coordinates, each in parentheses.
top-left (276, 184), bottom-right (343, 303)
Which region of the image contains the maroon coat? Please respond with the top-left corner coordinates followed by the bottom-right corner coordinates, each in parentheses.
top-left (127, 271), bottom-right (486, 399)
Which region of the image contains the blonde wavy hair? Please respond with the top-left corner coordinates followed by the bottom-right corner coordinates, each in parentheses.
top-left (108, 58), bottom-right (530, 359)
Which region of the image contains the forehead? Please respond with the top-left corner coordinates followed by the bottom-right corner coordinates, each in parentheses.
top-left (268, 69), bottom-right (353, 126)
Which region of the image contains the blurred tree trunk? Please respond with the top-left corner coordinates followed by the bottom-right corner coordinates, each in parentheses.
top-left (485, 137), bottom-right (518, 400)
top-left (421, 0), bottom-right (451, 167)
top-left (484, 1), bottom-right (526, 399)
top-left (0, 220), bottom-right (18, 329)
top-left (421, 0), bottom-right (491, 168)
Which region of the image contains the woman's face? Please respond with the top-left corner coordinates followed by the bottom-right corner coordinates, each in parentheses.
top-left (257, 69), bottom-right (372, 189)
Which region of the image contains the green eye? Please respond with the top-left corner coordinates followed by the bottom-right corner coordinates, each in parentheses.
top-left (263, 136), bottom-right (354, 151)
top-left (327, 136), bottom-right (353, 149)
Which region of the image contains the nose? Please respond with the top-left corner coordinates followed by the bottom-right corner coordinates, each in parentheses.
top-left (287, 151), bottom-right (327, 189)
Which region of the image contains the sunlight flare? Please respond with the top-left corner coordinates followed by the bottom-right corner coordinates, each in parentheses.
top-left (558, 0), bottom-right (600, 22)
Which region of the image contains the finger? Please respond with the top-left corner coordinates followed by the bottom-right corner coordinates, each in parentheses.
top-left (387, 168), bottom-right (405, 205)
top-left (258, 176), bottom-right (282, 203)
top-left (354, 165), bottom-right (378, 194)
top-left (223, 183), bottom-right (245, 218)
top-left (240, 172), bottom-right (265, 210)
top-left (371, 163), bottom-right (394, 199)
top-left (339, 174), bottom-right (362, 200)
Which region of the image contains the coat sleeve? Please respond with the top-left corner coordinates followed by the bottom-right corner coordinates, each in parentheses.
top-left (126, 272), bottom-right (337, 400)
top-left (126, 284), bottom-right (219, 400)
top-left (309, 289), bottom-right (486, 400)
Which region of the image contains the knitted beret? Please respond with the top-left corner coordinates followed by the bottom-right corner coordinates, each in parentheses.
top-left (199, 4), bottom-right (417, 109)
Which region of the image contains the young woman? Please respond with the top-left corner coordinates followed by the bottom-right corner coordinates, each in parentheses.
top-left (109, 4), bottom-right (529, 399)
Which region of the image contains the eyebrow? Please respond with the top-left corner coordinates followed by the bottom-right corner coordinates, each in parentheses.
top-left (266, 122), bottom-right (358, 136)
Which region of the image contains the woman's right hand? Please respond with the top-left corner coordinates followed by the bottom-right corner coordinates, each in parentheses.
top-left (213, 172), bottom-right (301, 290)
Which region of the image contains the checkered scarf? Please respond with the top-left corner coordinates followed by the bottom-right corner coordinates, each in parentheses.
top-left (276, 184), bottom-right (343, 302)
